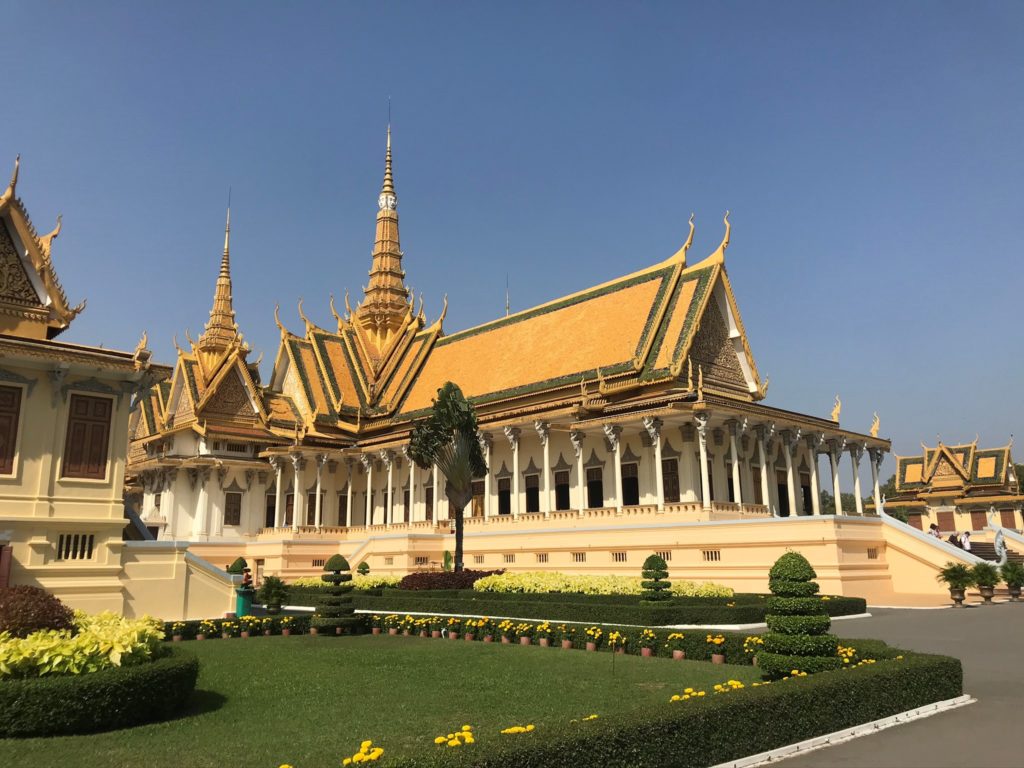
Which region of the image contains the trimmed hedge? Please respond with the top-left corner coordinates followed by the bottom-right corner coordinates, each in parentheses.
top-left (762, 632), bottom-right (839, 657)
top-left (397, 570), bottom-right (504, 591)
top-left (348, 592), bottom-right (865, 627)
top-left (391, 650), bottom-right (962, 767)
top-left (765, 597), bottom-right (828, 616)
top-left (0, 647), bottom-right (198, 737)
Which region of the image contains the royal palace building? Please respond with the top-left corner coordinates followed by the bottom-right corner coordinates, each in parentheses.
top-left (120, 129), bottom-right (937, 596)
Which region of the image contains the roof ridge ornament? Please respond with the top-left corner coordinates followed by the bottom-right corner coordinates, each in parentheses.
top-left (870, 412), bottom-right (880, 438)
top-left (0, 154), bottom-right (19, 203)
top-left (708, 210), bottom-right (731, 264)
top-left (667, 213), bottom-right (696, 264)
top-left (831, 395), bottom-right (841, 423)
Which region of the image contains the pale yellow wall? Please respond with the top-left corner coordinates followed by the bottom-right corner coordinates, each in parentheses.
top-left (1, 360), bottom-right (133, 614)
top-left (121, 541), bottom-right (239, 620)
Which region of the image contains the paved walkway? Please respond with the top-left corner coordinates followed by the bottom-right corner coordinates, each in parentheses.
top-left (784, 603), bottom-right (1024, 768)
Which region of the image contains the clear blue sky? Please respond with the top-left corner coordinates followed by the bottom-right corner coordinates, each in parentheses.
top-left (4, 1), bottom-right (1022, 478)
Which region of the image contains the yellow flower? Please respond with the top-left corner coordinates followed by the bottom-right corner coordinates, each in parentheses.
top-left (462, 725), bottom-right (472, 731)
top-left (447, 739), bottom-right (460, 747)
top-left (360, 740), bottom-right (372, 750)
top-left (434, 736), bottom-right (446, 745)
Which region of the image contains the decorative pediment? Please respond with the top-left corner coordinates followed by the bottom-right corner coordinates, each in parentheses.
top-left (0, 219), bottom-right (42, 308)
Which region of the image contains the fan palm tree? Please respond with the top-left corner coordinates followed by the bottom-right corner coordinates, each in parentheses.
top-left (407, 382), bottom-right (487, 572)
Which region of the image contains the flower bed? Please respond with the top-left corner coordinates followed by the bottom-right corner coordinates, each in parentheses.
top-left (472, 571), bottom-right (734, 597)
top-left (0, 647), bottom-right (198, 737)
top-left (162, 614), bottom-right (315, 640)
top-left (348, 592), bottom-right (865, 626)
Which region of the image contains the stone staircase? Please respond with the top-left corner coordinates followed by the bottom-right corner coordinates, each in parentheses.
top-left (969, 541), bottom-right (1024, 565)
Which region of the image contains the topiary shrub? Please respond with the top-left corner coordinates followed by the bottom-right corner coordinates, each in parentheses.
top-left (357, 561), bottom-right (370, 576)
top-left (311, 555), bottom-right (361, 635)
top-left (0, 586), bottom-right (75, 638)
top-left (226, 557), bottom-right (248, 575)
top-left (758, 552), bottom-right (840, 679)
top-left (640, 554), bottom-right (672, 603)
top-left (397, 569), bottom-right (504, 591)
top-left (257, 576), bottom-right (289, 614)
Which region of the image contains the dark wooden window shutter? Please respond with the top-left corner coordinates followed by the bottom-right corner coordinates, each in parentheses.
top-left (63, 395), bottom-right (112, 479)
top-left (0, 385), bottom-right (22, 475)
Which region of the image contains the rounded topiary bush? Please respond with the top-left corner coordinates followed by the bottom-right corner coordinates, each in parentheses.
top-left (226, 557), bottom-right (248, 575)
top-left (0, 647), bottom-right (198, 737)
top-left (311, 554), bottom-right (361, 635)
top-left (640, 554), bottom-right (672, 603)
top-left (758, 552), bottom-right (841, 679)
top-left (0, 586), bottom-right (75, 638)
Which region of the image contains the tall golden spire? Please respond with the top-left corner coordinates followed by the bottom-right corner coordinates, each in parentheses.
top-left (355, 123), bottom-right (411, 348)
top-left (197, 204), bottom-right (241, 355)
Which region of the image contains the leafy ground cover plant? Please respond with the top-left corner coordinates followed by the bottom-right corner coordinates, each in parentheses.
top-left (0, 586), bottom-right (75, 638)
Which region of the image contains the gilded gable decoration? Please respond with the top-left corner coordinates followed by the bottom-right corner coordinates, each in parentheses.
top-left (0, 219), bottom-right (41, 306)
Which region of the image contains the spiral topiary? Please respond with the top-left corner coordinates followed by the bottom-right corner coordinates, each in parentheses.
top-left (311, 554), bottom-right (361, 635)
top-left (757, 552), bottom-right (841, 679)
top-left (640, 554), bottom-right (672, 603)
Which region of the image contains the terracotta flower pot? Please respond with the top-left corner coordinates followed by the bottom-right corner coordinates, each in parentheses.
top-left (539, 637), bottom-right (550, 647)
top-left (420, 630), bottom-right (429, 637)
top-left (172, 634), bottom-right (183, 642)
top-left (615, 646), bottom-right (626, 655)
top-left (309, 627), bottom-right (319, 636)
top-left (449, 632), bottom-right (460, 640)
top-left (641, 647), bottom-right (653, 658)
top-left (388, 628), bottom-right (399, 636)
top-left (520, 636), bottom-right (532, 646)
top-left (264, 629), bottom-right (272, 637)
top-left (561, 639), bottom-right (573, 650)
top-left (431, 630), bottom-right (442, 638)
top-left (483, 635), bottom-right (494, 643)
top-left (241, 630), bottom-right (251, 639)
top-left (712, 653), bottom-right (725, 664)
top-left (282, 628), bottom-right (292, 637)
top-left (196, 633), bottom-right (206, 641)
top-left (464, 633), bottom-right (475, 642)
top-left (403, 629), bottom-right (411, 636)
top-left (501, 635), bottom-right (512, 644)
top-left (335, 626), bottom-right (343, 636)
top-left (586, 642), bottom-right (597, 652)
top-left (372, 627), bottom-right (382, 635)
top-left (221, 633), bottom-right (231, 640)
top-left (672, 649), bottom-right (685, 661)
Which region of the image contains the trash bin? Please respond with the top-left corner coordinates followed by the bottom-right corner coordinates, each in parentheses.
top-left (235, 587), bottom-right (255, 617)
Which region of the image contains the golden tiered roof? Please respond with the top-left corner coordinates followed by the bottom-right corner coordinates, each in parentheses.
top-left (0, 156), bottom-right (85, 339)
top-left (894, 440), bottom-right (1020, 501)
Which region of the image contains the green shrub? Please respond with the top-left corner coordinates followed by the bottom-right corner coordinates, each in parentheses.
top-left (759, 551), bottom-right (837, 679)
top-left (765, 597), bottom-right (828, 615)
top-left (762, 632), bottom-right (838, 657)
top-left (0, 647), bottom-right (198, 737)
top-left (226, 557), bottom-right (248, 575)
top-left (312, 555), bottom-right (361, 635)
top-left (357, 561), bottom-right (370, 575)
top-left (257, 576), bottom-right (289, 611)
top-left (0, 586), bottom-right (75, 638)
top-left (640, 554), bottom-right (671, 603)
top-left (936, 562), bottom-right (974, 590)
top-left (443, 550), bottom-right (453, 572)
top-left (768, 579), bottom-right (820, 597)
top-left (972, 562), bottom-right (1000, 588)
top-left (390, 651), bottom-right (962, 768)
top-left (1001, 560), bottom-right (1024, 588)
top-left (765, 613), bottom-right (832, 635)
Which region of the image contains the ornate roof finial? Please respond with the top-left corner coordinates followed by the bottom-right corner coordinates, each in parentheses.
top-left (1, 154), bottom-right (19, 204)
top-left (708, 210), bottom-right (731, 263)
top-left (274, 304), bottom-right (286, 336)
top-left (831, 395), bottom-right (841, 422)
top-left (39, 214), bottom-right (62, 256)
top-left (668, 213), bottom-right (696, 264)
top-left (379, 122), bottom-right (396, 208)
top-left (870, 412), bottom-right (880, 438)
top-left (197, 200), bottom-right (240, 354)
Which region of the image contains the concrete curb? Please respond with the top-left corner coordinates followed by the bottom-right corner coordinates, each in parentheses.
top-left (709, 694), bottom-right (975, 768)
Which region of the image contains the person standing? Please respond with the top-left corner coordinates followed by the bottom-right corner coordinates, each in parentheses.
top-left (959, 530), bottom-right (972, 551)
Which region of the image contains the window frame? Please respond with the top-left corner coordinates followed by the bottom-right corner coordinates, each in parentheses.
top-left (60, 392), bottom-right (115, 482)
top-left (224, 491), bottom-right (243, 527)
top-left (0, 382), bottom-right (26, 477)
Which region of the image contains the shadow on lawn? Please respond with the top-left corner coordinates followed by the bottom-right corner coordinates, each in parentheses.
top-left (175, 689), bottom-right (228, 720)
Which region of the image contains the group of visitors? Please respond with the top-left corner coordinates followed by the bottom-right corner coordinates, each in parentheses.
top-left (928, 523), bottom-right (971, 551)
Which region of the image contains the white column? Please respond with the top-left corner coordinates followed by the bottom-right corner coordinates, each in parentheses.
top-left (535, 421), bottom-right (551, 516)
top-left (212, 469), bottom-right (226, 538)
top-left (695, 415), bottom-right (711, 510)
top-left (729, 424), bottom-right (743, 507)
top-left (478, 434), bottom-right (492, 518)
top-left (361, 455), bottom-right (373, 525)
top-left (291, 455), bottom-right (305, 530)
top-left (782, 432), bottom-right (798, 516)
top-left (314, 455), bottom-right (325, 528)
top-left (850, 444), bottom-right (865, 516)
top-left (604, 424), bottom-right (623, 512)
top-left (644, 417), bottom-right (665, 511)
top-left (432, 463), bottom-right (440, 521)
top-left (345, 459), bottom-right (354, 527)
top-left (191, 468), bottom-right (210, 539)
top-left (571, 430), bottom-right (585, 513)
top-left (379, 450), bottom-right (394, 526)
top-left (808, 435), bottom-right (823, 515)
top-left (271, 458), bottom-right (285, 528)
top-left (755, 428), bottom-right (773, 514)
top-left (829, 438), bottom-right (845, 515)
top-left (869, 448), bottom-right (883, 514)
top-left (504, 426), bottom-right (521, 517)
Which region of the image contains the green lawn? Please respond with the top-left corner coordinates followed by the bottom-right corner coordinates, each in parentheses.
top-left (0, 635), bottom-right (761, 767)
